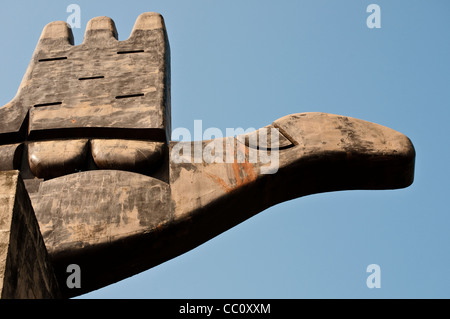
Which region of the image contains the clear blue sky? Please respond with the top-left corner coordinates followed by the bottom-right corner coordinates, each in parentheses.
top-left (1, 0), bottom-right (449, 298)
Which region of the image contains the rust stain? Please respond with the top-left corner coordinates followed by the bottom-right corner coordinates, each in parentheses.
top-left (240, 160), bottom-right (257, 183)
top-left (155, 223), bottom-right (165, 232)
top-left (206, 172), bottom-right (232, 193)
top-left (232, 160), bottom-right (242, 185)
top-left (206, 158), bottom-right (257, 193)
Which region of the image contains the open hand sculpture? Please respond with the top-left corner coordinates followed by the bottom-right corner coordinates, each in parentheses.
top-left (0, 13), bottom-right (415, 298)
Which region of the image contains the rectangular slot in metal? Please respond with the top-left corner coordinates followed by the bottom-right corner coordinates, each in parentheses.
top-left (78, 76), bottom-right (105, 80)
top-left (115, 94), bottom-right (145, 99)
top-left (38, 57), bottom-right (68, 62)
top-left (117, 50), bottom-right (144, 55)
top-left (34, 102), bottom-right (62, 108)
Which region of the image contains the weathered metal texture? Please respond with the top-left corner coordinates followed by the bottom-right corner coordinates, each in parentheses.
top-left (0, 171), bottom-right (60, 298)
top-left (28, 139), bottom-right (89, 179)
top-left (0, 12), bottom-right (170, 189)
top-left (171, 112), bottom-right (415, 222)
top-left (0, 13), bottom-right (170, 143)
top-left (0, 144), bottom-right (23, 171)
top-left (0, 13), bottom-right (415, 298)
top-left (91, 139), bottom-right (165, 173)
top-left (30, 170), bottom-right (172, 256)
top-left (36, 112), bottom-right (413, 298)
